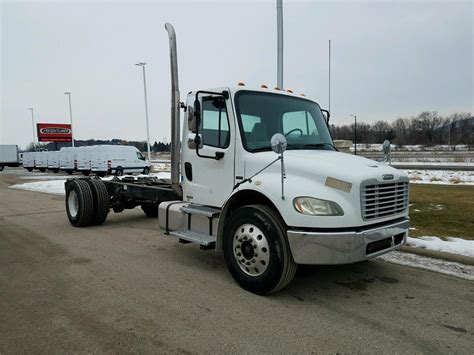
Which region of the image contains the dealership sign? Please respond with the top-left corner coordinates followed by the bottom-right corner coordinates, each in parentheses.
top-left (37, 123), bottom-right (72, 142)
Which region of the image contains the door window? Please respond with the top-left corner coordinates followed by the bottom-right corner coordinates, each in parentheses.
top-left (200, 97), bottom-right (230, 148)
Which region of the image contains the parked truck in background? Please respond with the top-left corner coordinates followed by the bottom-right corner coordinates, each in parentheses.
top-left (63, 24), bottom-right (410, 294)
top-left (0, 145), bottom-right (20, 171)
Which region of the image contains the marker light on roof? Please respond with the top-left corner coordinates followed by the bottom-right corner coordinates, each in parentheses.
top-left (274, 87), bottom-right (281, 90)
top-left (238, 82), bottom-right (245, 86)
top-left (286, 89), bottom-right (293, 93)
top-left (300, 93), bottom-right (306, 97)
top-left (260, 84), bottom-right (268, 89)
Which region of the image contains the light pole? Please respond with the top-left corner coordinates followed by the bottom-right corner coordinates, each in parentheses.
top-left (276, 0), bottom-right (284, 88)
top-left (351, 114), bottom-right (357, 155)
top-left (28, 108), bottom-right (36, 149)
top-left (64, 92), bottom-right (75, 147)
top-left (136, 62), bottom-right (151, 161)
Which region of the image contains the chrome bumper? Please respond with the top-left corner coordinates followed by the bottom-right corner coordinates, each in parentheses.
top-left (287, 218), bottom-right (409, 265)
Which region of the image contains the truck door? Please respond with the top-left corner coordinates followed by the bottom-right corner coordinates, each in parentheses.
top-left (182, 93), bottom-right (235, 207)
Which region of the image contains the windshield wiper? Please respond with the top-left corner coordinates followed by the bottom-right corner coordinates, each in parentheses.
top-left (301, 143), bottom-right (336, 150)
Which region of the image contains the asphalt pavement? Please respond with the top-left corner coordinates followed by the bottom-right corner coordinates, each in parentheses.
top-left (0, 169), bottom-right (473, 353)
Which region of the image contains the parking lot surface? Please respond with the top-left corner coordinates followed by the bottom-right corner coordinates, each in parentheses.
top-left (0, 169), bottom-right (473, 353)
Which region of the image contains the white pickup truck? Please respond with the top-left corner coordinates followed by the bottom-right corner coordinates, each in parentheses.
top-left (64, 23), bottom-right (409, 294)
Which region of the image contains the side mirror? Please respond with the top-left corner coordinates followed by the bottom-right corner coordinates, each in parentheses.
top-left (270, 133), bottom-right (287, 154)
top-left (193, 99), bottom-right (201, 131)
top-left (321, 109), bottom-right (330, 125)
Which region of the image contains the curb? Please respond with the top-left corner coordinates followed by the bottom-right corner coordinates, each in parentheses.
top-left (401, 245), bottom-right (474, 266)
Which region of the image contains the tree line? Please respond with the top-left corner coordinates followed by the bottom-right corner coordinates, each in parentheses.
top-left (330, 112), bottom-right (473, 148)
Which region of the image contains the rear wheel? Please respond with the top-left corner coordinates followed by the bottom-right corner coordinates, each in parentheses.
top-left (26, 167), bottom-right (33, 172)
top-left (115, 167), bottom-right (124, 176)
top-left (83, 170), bottom-right (90, 176)
top-left (65, 180), bottom-right (94, 227)
top-left (52, 168), bottom-right (59, 173)
top-left (97, 171), bottom-right (106, 177)
top-left (223, 204), bottom-right (297, 295)
top-left (141, 204), bottom-right (158, 217)
top-left (86, 179), bottom-right (109, 225)
top-left (67, 170), bottom-right (73, 175)
top-left (39, 168), bottom-right (46, 172)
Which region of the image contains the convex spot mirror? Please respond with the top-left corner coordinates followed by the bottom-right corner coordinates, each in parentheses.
top-left (383, 140), bottom-right (391, 155)
top-left (271, 133), bottom-right (287, 154)
top-left (187, 132), bottom-right (203, 150)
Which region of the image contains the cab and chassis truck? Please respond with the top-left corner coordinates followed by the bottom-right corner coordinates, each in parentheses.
top-left (64, 24), bottom-right (410, 294)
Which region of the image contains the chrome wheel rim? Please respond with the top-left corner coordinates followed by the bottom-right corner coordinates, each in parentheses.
top-left (68, 190), bottom-right (79, 218)
top-left (233, 223), bottom-right (270, 277)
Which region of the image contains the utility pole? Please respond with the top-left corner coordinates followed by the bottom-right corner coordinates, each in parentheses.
top-left (64, 92), bottom-right (75, 147)
top-left (328, 39), bottom-right (331, 112)
top-left (351, 114), bottom-right (357, 155)
top-left (28, 108), bottom-right (36, 149)
top-left (276, 0), bottom-right (284, 88)
top-left (135, 62), bottom-right (151, 161)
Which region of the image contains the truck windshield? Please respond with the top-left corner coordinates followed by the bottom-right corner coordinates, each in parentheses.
top-left (235, 91), bottom-right (334, 152)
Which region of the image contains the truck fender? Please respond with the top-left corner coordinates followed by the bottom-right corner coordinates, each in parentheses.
top-left (216, 188), bottom-right (286, 251)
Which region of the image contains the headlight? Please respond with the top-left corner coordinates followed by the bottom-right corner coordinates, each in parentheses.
top-left (293, 197), bottom-right (344, 216)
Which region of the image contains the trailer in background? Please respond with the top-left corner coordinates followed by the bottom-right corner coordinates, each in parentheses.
top-left (47, 151), bottom-right (60, 173)
top-left (22, 152), bottom-right (35, 171)
top-left (0, 145), bottom-right (20, 171)
top-left (59, 147), bottom-right (77, 174)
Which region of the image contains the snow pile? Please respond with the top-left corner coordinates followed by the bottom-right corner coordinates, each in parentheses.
top-left (378, 251), bottom-right (474, 281)
top-left (404, 169), bottom-right (474, 185)
top-left (406, 236), bottom-right (474, 258)
top-left (10, 179), bottom-right (66, 195)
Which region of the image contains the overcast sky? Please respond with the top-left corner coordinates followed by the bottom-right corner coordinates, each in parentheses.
top-left (1, 0), bottom-right (472, 149)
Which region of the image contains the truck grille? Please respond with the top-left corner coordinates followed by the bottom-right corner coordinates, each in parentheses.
top-left (361, 181), bottom-right (408, 220)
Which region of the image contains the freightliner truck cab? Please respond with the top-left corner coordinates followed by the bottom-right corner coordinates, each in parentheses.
top-left (65, 24), bottom-right (409, 295)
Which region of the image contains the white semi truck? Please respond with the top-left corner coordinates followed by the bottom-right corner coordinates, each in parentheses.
top-left (64, 24), bottom-right (409, 294)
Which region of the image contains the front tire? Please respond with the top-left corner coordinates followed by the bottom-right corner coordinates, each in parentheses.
top-left (223, 204), bottom-right (297, 295)
top-left (142, 167), bottom-right (150, 175)
top-left (65, 180), bottom-right (94, 227)
top-left (115, 167), bottom-right (124, 176)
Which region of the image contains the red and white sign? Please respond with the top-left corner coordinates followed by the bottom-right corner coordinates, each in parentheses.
top-left (37, 123), bottom-right (72, 142)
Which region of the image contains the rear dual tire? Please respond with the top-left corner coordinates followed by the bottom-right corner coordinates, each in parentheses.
top-left (223, 204), bottom-right (297, 295)
top-left (65, 179), bottom-right (109, 227)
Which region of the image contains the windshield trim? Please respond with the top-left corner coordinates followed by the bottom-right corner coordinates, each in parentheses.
top-left (234, 90), bottom-right (334, 154)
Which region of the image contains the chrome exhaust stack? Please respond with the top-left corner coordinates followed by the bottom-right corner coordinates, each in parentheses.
top-left (165, 23), bottom-right (182, 197)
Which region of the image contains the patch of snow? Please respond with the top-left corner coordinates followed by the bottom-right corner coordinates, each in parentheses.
top-left (10, 180), bottom-right (66, 195)
top-left (406, 236), bottom-right (474, 258)
top-left (378, 251), bottom-right (474, 281)
top-left (404, 169), bottom-right (474, 185)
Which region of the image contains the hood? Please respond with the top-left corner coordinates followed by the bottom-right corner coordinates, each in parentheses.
top-left (244, 150), bottom-right (406, 186)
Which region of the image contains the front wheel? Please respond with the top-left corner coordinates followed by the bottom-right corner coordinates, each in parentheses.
top-left (223, 204), bottom-right (297, 295)
top-left (142, 167), bottom-right (150, 175)
top-left (115, 167), bottom-right (124, 176)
